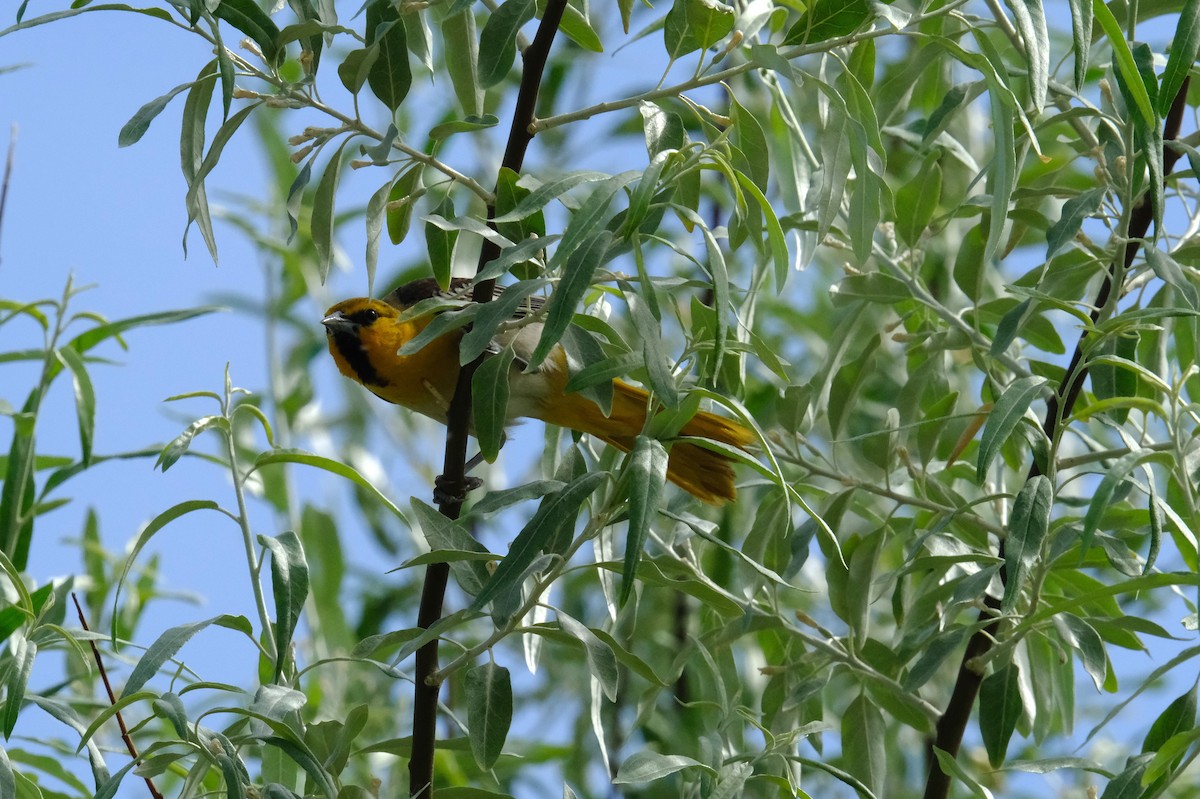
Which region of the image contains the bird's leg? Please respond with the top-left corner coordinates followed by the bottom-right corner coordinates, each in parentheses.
top-left (432, 434), bottom-right (506, 505)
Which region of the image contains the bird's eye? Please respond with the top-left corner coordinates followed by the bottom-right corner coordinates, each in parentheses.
top-left (364, 309), bottom-right (378, 322)
top-left (354, 308), bottom-right (379, 325)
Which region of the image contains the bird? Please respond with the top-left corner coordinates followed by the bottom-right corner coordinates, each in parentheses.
top-left (322, 278), bottom-right (754, 504)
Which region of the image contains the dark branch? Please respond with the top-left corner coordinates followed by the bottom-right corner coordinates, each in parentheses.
top-left (922, 78), bottom-right (1191, 799)
top-left (408, 5), bottom-right (569, 797)
top-left (72, 593), bottom-right (164, 799)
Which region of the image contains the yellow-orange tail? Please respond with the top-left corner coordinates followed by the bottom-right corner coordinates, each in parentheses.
top-left (539, 380), bottom-right (754, 505)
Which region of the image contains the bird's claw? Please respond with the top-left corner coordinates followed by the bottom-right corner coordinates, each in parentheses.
top-left (433, 474), bottom-right (483, 506)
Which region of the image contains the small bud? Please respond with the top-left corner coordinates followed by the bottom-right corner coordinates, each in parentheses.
top-left (288, 133), bottom-right (313, 146)
top-left (241, 37), bottom-right (264, 60)
top-left (1114, 155), bottom-right (1126, 179)
top-left (350, 159), bottom-right (372, 169)
top-left (385, 197), bottom-right (412, 212)
top-left (1099, 79), bottom-right (1114, 108)
top-left (299, 48), bottom-right (314, 73)
top-left (232, 88), bottom-right (260, 99)
top-left (290, 143), bottom-right (315, 164)
top-left (713, 30), bottom-right (744, 64)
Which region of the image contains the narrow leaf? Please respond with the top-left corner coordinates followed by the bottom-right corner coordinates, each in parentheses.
top-left (979, 662), bottom-right (1024, 766)
top-left (621, 436), bottom-right (667, 606)
top-left (470, 472), bottom-right (607, 611)
top-left (472, 344), bottom-right (515, 463)
top-left (260, 531), bottom-right (309, 680)
top-left (976, 376), bottom-right (1047, 483)
top-left (466, 662), bottom-right (512, 769)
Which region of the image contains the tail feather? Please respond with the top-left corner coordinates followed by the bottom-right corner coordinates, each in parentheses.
top-left (540, 379), bottom-right (753, 505)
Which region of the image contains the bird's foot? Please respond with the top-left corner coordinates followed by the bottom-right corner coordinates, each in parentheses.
top-left (433, 473), bottom-right (484, 506)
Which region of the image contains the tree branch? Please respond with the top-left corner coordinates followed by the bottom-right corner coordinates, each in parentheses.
top-left (922, 77), bottom-right (1191, 799)
top-left (407, 5), bottom-right (568, 797)
top-left (72, 593), bottom-right (164, 799)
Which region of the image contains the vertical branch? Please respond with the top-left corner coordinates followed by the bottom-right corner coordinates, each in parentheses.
top-left (922, 79), bottom-right (1190, 799)
top-left (407, 4), bottom-right (569, 797)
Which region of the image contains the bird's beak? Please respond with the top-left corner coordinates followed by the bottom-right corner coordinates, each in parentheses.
top-left (321, 311), bottom-right (357, 334)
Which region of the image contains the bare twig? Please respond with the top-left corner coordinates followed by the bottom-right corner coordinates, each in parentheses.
top-left (71, 593), bottom-right (164, 799)
top-left (407, 5), bottom-right (569, 797)
top-left (0, 124), bottom-right (16, 267)
top-left (922, 77), bottom-right (1191, 799)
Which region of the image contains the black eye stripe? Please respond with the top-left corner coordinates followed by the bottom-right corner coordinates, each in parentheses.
top-left (349, 308), bottom-right (380, 325)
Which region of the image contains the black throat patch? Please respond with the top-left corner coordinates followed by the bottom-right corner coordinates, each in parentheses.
top-left (331, 330), bottom-right (389, 388)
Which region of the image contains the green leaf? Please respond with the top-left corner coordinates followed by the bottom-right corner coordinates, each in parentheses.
top-left (663, 0), bottom-right (734, 60)
top-left (478, 0), bottom-right (534, 87)
top-left (896, 156), bottom-right (942, 246)
top-left (1092, 0), bottom-right (1156, 128)
top-left (365, 1), bottom-right (411, 111)
top-left (183, 101), bottom-right (262, 262)
top-left (250, 449), bottom-right (409, 523)
top-left (2, 635), bottom-right (34, 737)
top-left (549, 173), bottom-right (635, 269)
top-left (410, 500), bottom-right (493, 597)
top-left (1005, 0), bottom-right (1048, 111)
top-left (470, 472), bottom-right (607, 611)
top-left (1142, 683), bottom-right (1198, 754)
top-left (121, 615), bottom-right (253, 698)
top-left (979, 662), bottom-right (1023, 766)
top-left (1067, 0), bottom-right (1092, 90)
top-left (639, 102), bottom-right (686, 158)
top-left (472, 344), bottom-right (515, 463)
top-left (260, 531), bottom-right (309, 680)
top-left (337, 46), bottom-right (377, 95)
top-left (386, 164), bottom-right (425, 246)
top-left (1158, 0), bottom-right (1200, 117)
top-left (426, 196), bottom-right (458, 290)
top-left (729, 94), bottom-right (768, 191)
top-left (466, 662), bottom-right (512, 769)
top-left (556, 611), bottom-right (620, 701)
top-left (55, 346), bottom-right (95, 466)
top-left (628, 289), bottom-right (679, 408)
top-left (68, 306), bottom-right (220, 357)
top-left (156, 415), bottom-right (228, 472)
top-left (113, 500), bottom-right (224, 621)
top-left (0, 4), bottom-right (172, 36)
top-left (312, 139), bottom-right (353, 283)
top-left (491, 171), bottom-right (610, 224)
top-left (493, 166), bottom-right (546, 252)
top-left (441, 8), bottom-right (483, 116)
top-left (621, 436), bottom-right (667, 606)
top-left (1002, 475), bottom-right (1052, 613)
top-left (1098, 753), bottom-right (1153, 799)
top-left (364, 176), bottom-right (389, 293)
top-left (263, 736), bottom-right (338, 799)
top-left (783, 0), bottom-right (871, 45)
top-left (119, 79), bottom-right (204, 148)
top-left (1059, 613), bottom-right (1111, 692)
top-left (428, 113), bottom-right (500, 140)
top-left (840, 692), bottom-right (885, 795)
top-left (976, 376), bottom-right (1047, 483)
top-left (213, 0), bottom-right (283, 65)
top-left (614, 751), bottom-right (712, 783)
top-left (530, 231), bottom-right (612, 367)
top-left (1046, 187), bottom-right (1104, 258)
top-left (460, 279), bottom-right (546, 363)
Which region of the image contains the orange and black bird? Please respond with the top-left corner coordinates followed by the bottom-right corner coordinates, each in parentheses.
top-left (322, 278), bottom-right (753, 504)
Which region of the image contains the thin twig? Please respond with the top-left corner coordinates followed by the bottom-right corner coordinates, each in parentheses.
top-left (72, 593), bottom-right (164, 799)
top-left (0, 124), bottom-right (15, 267)
top-left (922, 77), bottom-right (1191, 799)
top-left (407, 5), bottom-right (569, 797)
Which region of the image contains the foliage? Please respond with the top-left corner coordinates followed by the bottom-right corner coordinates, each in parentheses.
top-left (4, 1), bottom-right (1200, 798)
